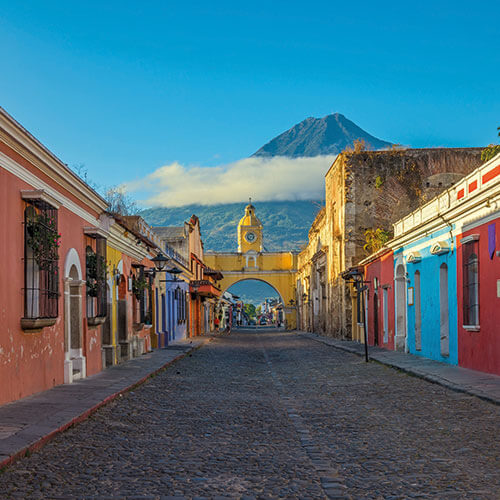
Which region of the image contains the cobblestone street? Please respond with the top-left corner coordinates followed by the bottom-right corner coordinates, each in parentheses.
top-left (1, 330), bottom-right (499, 499)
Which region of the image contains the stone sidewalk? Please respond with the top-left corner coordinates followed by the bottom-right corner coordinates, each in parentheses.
top-left (0, 336), bottom-right (209, 470)
top-left (298, 331), bottom-right (500, 405)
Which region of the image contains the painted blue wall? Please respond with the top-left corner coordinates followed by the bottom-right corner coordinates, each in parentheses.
top-left (164, 278), bottom-right (188, 341)
top-left (401, 227), bottom-right (458, 365)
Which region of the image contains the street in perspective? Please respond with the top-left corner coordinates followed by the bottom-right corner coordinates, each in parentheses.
top-left (0, 329), bottom-right (499, 499)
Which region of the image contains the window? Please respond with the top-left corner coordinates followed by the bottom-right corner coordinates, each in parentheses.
top-left (24, 200), bottom-right (59, 319)
top-left (85, 237), bottom-right (107, 318)
top-left (463, 241), bottom-right (479, 326)
top-left (132, 266), bottom-right (146, 324)
top-left (143, 274), bottom-right (153, 325)
top-left (383, 287), bottom-right (389, 343)
top-left (176, 287), bottom-right (187, 324)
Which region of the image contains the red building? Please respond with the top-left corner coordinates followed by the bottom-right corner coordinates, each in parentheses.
top-left (457, 215), bottom-right (500, 375)
top-left (360, 249), bottom-right (396, 349)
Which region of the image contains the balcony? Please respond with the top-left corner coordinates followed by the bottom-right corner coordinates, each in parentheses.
top-left (190, 280), bottom-right (221, 298)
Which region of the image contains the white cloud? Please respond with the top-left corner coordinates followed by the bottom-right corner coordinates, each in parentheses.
top-left (125, 155), bottom-right (336, 207)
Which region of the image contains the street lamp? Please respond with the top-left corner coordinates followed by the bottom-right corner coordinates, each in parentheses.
top-left (166, 266), bottom-right (183, 276)
top-left (151, 252), bottom-right (169, 272)
top-left (341, 266), bottom-right (369, 362)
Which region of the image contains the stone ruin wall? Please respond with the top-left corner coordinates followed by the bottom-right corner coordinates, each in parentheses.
top-left (348, 147), bottom-right (483, 269)
top-left (324, 147), bottom-right (483, 339)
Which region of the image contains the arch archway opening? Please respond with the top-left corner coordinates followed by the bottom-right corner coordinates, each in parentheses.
top-left (220, 278), bottom-right (285, 329)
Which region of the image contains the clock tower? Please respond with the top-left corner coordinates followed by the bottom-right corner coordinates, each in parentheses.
top-left (237, 199), bottom-right (263, 253)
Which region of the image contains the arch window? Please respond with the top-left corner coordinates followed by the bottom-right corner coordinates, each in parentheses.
top-left (23, 200), bottom-right (59, 319)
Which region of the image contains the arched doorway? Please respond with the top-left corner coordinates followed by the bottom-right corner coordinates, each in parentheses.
top-left (395, 263), bottom-right (407, 352)
top-left (63, 249), bottom-right (86, 384)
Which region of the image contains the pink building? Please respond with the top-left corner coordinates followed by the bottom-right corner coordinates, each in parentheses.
top-left (0, 107), bottom-right (109, 405)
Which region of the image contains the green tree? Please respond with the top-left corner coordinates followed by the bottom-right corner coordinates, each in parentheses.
top-left (364, 228), bottom-right (391, 254)
top-left (244, 303), bottom-right (256, 319)
top-left (481, 125), bottom-right (500, 163)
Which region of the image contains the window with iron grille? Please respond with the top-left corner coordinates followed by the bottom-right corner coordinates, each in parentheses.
top-left (463, 240), bottom-right (479, 326)
top-left (132, 266), bottom-right (151, 324)
top-left (24, 201), bottom-right (60, 319)
top-left (85, 237), bottom-right (107, 318)
top-left (176, 287), bottom-right (186, 324)
top-left (144, 274), bottom-right (153, 325)
top-left (174, 287), bottom-right (182, 324)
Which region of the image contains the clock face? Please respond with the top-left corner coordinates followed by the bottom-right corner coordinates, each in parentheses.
top-left (245, 231), bottom-right (256, 242)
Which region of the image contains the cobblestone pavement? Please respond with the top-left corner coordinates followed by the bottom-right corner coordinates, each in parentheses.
top-left (0, 330), bottom-right (499, 499)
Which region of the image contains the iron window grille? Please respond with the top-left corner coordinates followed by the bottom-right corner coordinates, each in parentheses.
top-left (23, 200), bottom-right (60, 319)
top-left (144, 274), bottom-right (153, 325)
top-left (176, 287), bottom-right (187, 324)
top-left (85, 237), bottom-right (107, 318)
top-left (463, 240), bottom-right (479, 326)
top-left (132, 266), bottom-right (152, 325)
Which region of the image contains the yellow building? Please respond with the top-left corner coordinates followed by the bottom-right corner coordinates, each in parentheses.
top-left (204, 202), bottom-right (298, 329)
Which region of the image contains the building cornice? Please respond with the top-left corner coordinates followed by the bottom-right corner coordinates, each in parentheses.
top-left (2, 151), bottom-right (101, 226)
top-left (0, 107), bottom-right (108, 213)
top-left (107, 223), bottom-right (151, 261)
top-left (388, 190), bottom-right (500, 250)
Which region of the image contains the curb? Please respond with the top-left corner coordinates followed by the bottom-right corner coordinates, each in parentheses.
top-left (0, 340), bottom-right (208, 471)
top-left (298, 332), bottom-right (500, 407)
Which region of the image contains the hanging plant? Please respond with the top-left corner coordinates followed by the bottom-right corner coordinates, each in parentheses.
top-left (132, 275), bottom-right (149, 299)
top-left (86, 251), bottom-right (107, 297)
top-left (26, 211), bottom-right (61, 270)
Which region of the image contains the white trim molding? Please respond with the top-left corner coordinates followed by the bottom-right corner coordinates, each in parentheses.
top-left (2, 152), bottom-right (100, 226)
top-left (21, 189), bottom-right (61, 209)
top-left (406, 251), bottom-right (422, 263)
top-left (430, 241), bottom-right (450, 255)
top-left (460, 234), bottom-right (480, 245)
top-left (64, 248), bottom-right (83, 280)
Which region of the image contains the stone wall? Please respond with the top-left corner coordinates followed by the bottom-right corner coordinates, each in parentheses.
top-left (325, 147), bottom-right (483, 338)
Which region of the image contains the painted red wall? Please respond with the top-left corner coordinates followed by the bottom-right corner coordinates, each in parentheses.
top-left (0, 165), bottom-right (103, 405)
top-left (457, 216), bottom-right (500, 375)
top-left (364, 250), bottom-right (395, 350)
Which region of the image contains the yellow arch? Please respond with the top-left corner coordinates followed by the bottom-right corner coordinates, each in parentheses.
top-left (204, 251), bottom-right (298, 329)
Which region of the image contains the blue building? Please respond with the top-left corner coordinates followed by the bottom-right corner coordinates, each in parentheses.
top-left (393, 225), bottom-right (458, 365)
top-left (152, 226), bottom-right (192, 346)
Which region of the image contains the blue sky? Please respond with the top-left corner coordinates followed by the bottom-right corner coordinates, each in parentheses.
top-left (0, 1), bottom-right (498, 202)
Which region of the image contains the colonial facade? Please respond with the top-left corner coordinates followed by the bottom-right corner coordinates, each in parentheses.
top-left (0, 107), bottom-right (110, 404)
top-left (297, 207), bottom-right (329, 334)
top-left (0, 107), bottom-right (188, 406)
top-left (357, 152), bottom-right (500, 376)
top-left (150, 225), bottom-right (191, 346)
top-left (298, 147), bottom-right (484, 338)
